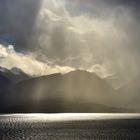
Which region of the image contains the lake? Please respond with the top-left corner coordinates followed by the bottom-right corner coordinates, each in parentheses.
top-left (0, 114), bottom-right (140, 139)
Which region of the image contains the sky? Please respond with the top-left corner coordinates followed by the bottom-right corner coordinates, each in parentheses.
top-left (0, 0), bottom-right (140, 88)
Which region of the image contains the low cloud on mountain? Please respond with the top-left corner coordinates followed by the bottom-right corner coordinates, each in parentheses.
top-left (0, 44), bottom-right (73, 75)
top-left (0, 0), bottom-right (140, 87)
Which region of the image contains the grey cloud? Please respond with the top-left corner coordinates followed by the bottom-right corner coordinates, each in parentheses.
top-left (0, 0), bottom-right (140, 87)
top-left (64, 0), bottom-right (140, 18)
top-left (0, 0), bottom-right (42, 50)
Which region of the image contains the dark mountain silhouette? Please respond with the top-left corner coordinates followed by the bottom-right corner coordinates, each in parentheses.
top-left (0, 66), bottom-right (30, 84)
top-left (0, 66), bottom-right (31, 112)
top-left (1, 70), bottom-right (136, 113)
top-left (0, 73), bottom-right (11, 92)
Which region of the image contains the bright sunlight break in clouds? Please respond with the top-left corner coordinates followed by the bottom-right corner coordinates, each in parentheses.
top-left (0, 44), bottom-right (74, 75)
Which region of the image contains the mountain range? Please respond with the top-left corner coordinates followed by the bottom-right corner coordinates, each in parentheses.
top-left (0, 67), bottom-right (139, 113)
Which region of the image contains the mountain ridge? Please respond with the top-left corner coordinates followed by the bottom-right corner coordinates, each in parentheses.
top-left (0, 66), bottom-right (30, 84)
top-left (1, 69), bottom-right (136, 113)
top-left (0, 67), bottom-right (139, 113)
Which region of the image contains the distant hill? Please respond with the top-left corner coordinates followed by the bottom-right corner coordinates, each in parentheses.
top-left (1, 70), bottom-right (137, 113)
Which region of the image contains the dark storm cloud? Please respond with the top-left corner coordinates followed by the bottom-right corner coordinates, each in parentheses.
top-left (0, 0), bottom-right (139, 52)
top-left (0, 0), bottom-right (140, 87)
top-left (108, 0), bottom-right (140, 18)
top-left (109, 0), bottom-right (140, 7)
top-left (0, 0), bottom-right (42, 51)
top-left (65, 0), bottom-right (140, 17)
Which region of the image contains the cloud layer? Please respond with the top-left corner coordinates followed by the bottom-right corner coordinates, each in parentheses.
top-left (0, 0), bottom-right (140, 87)
top-left (0, 44), bottom-right (74, 75)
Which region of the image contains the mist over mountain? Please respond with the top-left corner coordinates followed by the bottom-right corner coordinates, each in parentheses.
top-left (118, 76), bottom-right (140, 109)
top-left (0, 68), bottom-right (137, 113)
